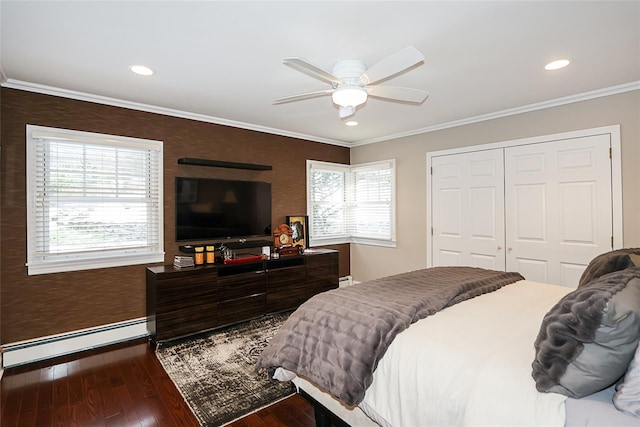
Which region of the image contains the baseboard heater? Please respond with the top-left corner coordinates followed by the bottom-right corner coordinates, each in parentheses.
top-left (339, 275), bottom-right (353, 287)
top-left (1, 318), bottom-right (148, 369)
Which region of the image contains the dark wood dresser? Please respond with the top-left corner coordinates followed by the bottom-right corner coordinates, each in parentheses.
top-left (146, 249), bottom-right (338, 342)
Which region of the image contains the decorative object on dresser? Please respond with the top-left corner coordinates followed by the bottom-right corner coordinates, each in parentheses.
top-left (277, 246), bottom-right (303, 257)
top-left (173, 255), bottom-right (194, 268)
top-left (287, 215), bottom-right (309, 249)
top-left (156, 312), bottom-right (294, 426)
top-left (146, 249), bottom-right (339, 342)
top-left (273, 222), bottom-right (302, 256)
top-left (273, 223), bottom-right (293, 248)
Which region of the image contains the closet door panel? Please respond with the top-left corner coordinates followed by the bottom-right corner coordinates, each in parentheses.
top-left (431, 149), bottom-right (505, 269)
top-left (559, 262), bottom-right (588, 288)
top-left (470, 253), bottom-right (501, 270)
top-left (438, 250), bottom-right (464, 266)
top-left (505, 135), bottom-right (612, 286)
top-left (470, 187), bottom-right (497, 238)
top-left (512, 258), bottom-right (548, 282)
top-left (513, 184), bottom-right (547, 242)
top-left (559, 182), bottom-right (597, 243)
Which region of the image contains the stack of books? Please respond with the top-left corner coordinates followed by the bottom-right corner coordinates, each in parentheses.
top-left (174, 256), bottom-right (194, 268)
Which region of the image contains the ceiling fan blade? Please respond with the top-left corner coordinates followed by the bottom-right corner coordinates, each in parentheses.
top-left (366, 86), bottom-right (429, 103)
top-left (283, 57), bottom-right (342, 84)
top-left (362, 46), bottom-right (425, 85)
top-left (273, 89), bottom-right (334, 105)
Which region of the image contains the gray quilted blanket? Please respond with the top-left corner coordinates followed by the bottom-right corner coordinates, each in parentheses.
top-left (256, 266), bottom-right (524, 406)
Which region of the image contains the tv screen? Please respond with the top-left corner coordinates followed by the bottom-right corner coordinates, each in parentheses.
top-left (176, 177), bottom-right (272, 241)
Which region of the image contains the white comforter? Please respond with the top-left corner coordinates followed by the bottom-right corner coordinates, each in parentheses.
top-left (357, 279), bottom-right (572, 427)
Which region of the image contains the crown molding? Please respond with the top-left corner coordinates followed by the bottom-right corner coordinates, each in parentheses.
top-left (1, 79), bottom-right (352, 148)
top-left (2, 78), bottom-right (638, 148)
top-left (351, 81), bottom-right (640, 147)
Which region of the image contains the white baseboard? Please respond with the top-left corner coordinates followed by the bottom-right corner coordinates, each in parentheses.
top-left (1, 318), bottom-right (148, 368)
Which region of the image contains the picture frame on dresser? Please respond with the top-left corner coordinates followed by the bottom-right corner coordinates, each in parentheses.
top-left (287, 215), bottom-right (309, 248)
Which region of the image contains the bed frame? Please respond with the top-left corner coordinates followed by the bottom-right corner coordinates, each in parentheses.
top-left (299, 389), bottom-right (351, 427)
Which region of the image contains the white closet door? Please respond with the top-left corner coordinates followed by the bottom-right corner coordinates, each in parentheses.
top-left (431, 149), bottom-right (505, 270)
top-left (505, 134), bottom-right (612, 287)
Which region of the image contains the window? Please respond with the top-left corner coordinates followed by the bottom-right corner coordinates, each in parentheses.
top-left (26, 125), bottom-right (164, 275)
top-left (308, 162), bottom-right (349, 243)
top-left (307, 159), bottom-right (396, 247)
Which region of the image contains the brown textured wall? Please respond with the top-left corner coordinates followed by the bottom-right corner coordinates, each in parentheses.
top-left (0, 87), bottom-right (350, 344)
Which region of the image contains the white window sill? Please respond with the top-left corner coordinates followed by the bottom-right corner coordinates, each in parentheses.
top-left (27, 253), bottom-right (165, 275)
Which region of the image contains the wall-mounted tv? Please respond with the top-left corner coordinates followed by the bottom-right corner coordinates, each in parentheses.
top-left (176, 177), bottom-right (272, 242)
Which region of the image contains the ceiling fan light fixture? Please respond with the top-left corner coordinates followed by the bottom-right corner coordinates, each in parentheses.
top-left (338, 105), bottom-right (356, 119)
top-left (332, 86), bottom-right (367, 107)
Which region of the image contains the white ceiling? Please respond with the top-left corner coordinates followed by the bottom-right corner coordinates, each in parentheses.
top-left (1, 1), bottom-right (639, 146)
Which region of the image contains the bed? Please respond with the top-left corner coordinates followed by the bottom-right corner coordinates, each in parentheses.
top-left (256, 249), bottom-right (640, 426)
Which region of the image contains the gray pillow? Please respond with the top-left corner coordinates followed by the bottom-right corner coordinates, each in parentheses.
top-left (578, 248), bottom-right (640, 288)
top-left (613, 343), bottom-right (640, 417)
top-left (532, 268), bottom-right (640, 398)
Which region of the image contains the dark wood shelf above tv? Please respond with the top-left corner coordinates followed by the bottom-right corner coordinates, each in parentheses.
top-left (178, 157), bottom-right (272, 170)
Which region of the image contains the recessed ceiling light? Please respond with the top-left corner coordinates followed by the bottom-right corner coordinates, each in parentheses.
top-left (345, 121), bottom-right (358, 127)
top-left (130, 65), bottom-right (154, 76)
top-left (545, 59), bottom-right (571, 71)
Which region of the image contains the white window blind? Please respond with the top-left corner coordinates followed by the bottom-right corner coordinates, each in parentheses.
top-left (26, 125), bottom-right (164, 275)
top-left (307, 159), bottom-right (396, 247)
top-left (350, 160), bottom-right (395, 243)
top-left (308, 161), bottom-right (349, 242)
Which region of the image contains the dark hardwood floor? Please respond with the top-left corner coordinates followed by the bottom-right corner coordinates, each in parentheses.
top-left (0, 338), bottom-right (316, 427)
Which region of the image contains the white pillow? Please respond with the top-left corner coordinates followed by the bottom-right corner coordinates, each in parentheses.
top-left (614, 343), bottom-right (640, 417)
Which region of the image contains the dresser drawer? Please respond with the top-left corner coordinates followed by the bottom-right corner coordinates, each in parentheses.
top-left (156, 278), bottom-right (217, 308)
top-left (217, 271), bottom-right (266, 300)
top-left (217, 293), bottom-right (265, 326)
top-left (267, 285), bottom-right (307, 313)
top-left (267, 265), bottom-right (306, 292)
top-left (155, 301), bottom-right (218, 340)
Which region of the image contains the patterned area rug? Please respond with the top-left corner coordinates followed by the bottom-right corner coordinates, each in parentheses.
top-left (156, 312), bottom-right (295, 426)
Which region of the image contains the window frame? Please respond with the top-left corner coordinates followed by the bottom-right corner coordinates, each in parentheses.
top-left (307, 159), bottom-right (396, 248)
top-left (26, 124), bottom-right (165, 275)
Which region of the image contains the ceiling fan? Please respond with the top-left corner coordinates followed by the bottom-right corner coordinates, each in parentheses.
top-left (273, 46), bottom-right (429, 119)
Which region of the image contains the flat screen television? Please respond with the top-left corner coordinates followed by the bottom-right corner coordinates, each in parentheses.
top-left (175, 177), bottom-right (272, 241)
